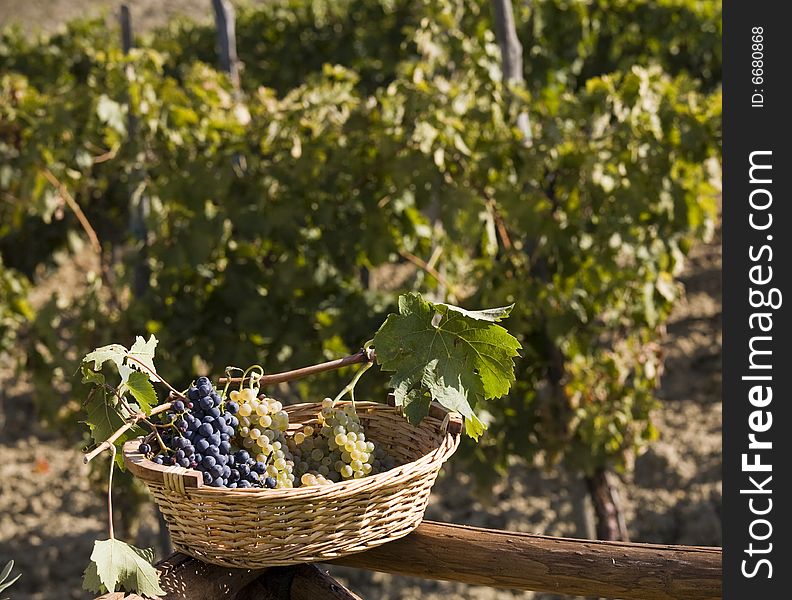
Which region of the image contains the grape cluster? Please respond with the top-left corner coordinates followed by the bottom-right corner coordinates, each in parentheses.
top-left (234, 387), bottom-right (296, 488)
top-left (140, 377), bottom-right (276, 489)
top-left (287, 398), bottom-right (395, 483)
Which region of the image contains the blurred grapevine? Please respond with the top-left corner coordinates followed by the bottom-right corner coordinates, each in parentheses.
top-left (0, 0), bottom-right (720, 507)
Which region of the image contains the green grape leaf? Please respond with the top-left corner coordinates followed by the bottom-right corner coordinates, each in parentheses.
top-left (85, 389), bottom-right (141, 468)
top-left (85, 539), bottom-right (165, 597)
top-left (85, 388), bottom-right (122, 446)
top-left (82, 561), bottom-right (103, 594)
top-left (125, 371), bottom-right (157, 415)
top-left (373, 293), bottom-right (521, 439)
top-left (402, 389), bottom-right (431, 425)
top-left (128, 335), bottom-right (159, 378)
top-left (83, 344), bottom-right (127, 372)
top-left (81, 364), bottom-right (105, 386)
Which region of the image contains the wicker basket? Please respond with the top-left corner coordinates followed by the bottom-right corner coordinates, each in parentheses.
top-left (122, 400), bottom-right (461, 568)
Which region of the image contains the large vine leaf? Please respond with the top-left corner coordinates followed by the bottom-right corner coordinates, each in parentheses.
top-left (83, 539), bottom-right (165, 597)
top-left (373, 293), bottom-right (521, 439)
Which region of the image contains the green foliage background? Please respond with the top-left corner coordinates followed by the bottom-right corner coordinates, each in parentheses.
top-left (0, 0), bottom-right (721, 480)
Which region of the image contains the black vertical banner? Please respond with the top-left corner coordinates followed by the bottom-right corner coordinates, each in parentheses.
top-left (723, 1), bottom-right (792, 597)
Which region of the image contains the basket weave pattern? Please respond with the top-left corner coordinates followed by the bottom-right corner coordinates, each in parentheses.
top-left (124, 401), bottom-right (459, 568)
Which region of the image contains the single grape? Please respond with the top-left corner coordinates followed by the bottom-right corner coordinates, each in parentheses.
top-left (264, 477), bottom-right (277, 489)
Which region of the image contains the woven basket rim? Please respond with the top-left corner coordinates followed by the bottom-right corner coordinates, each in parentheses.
top-left (122, 400), bottom-right (460, 498)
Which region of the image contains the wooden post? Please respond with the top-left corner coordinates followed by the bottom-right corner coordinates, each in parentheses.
top-left (491, 0), bottom-right (532, 144)
top-left (137, 521), bottom-right (722, 600)
top-left (120, 5), bottom-right (133, 53)
top-left (119, 4), bottom-right (151, 300)
top-left (586, 466), bottom-right (630, 542)
top-left (212, 0), bottom-right (241, 90)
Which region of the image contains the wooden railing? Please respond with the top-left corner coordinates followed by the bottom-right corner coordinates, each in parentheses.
top-left (97, 520), bottom-right (722, 600)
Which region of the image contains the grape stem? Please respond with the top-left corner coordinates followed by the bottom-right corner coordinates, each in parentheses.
top-left (125, 355), bottom-right (188, 400)
top-left (332, 359), bottom-right (373, 405)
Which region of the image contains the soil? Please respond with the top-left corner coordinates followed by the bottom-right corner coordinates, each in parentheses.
top-left (0, 4), bottom-right (722, 599)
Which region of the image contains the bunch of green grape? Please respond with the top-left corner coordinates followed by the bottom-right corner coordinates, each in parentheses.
top-left (288, 398), bottom-right (396, 482)
top-left (233, 387), bottom-right (397, 487)
top-left (232, 387), bottom-right (296, 488)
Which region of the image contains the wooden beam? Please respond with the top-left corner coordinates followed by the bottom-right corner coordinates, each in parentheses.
top-left (332, 521), bottom-right (722, 600)
top-left (119, 521), bottom-right (720, 600)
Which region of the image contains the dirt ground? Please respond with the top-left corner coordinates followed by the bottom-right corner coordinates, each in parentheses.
top-left (0, 3), bottom-right (722, 599)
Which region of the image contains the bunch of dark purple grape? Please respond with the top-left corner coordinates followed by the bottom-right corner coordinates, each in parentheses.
top-left (138, 376), bottom-right (276, 489)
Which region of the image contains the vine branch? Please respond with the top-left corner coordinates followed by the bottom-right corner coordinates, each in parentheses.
top-left (398, 249), bottom-right (456, 297)
top-left (41, 168), bottom-right (102, 254)
top-left (219, 348), bottom-right (376, 385)
top-left (107, 444), bottom-right (116, 540)
top-left (83, 402), bottom-right (173, 464)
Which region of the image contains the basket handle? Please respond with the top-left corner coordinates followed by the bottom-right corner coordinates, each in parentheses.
top-left (122, 440), bottom-right (203, 491)
top-left (386, 393), bottom-right (463, 436)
